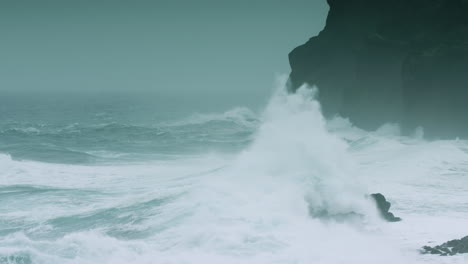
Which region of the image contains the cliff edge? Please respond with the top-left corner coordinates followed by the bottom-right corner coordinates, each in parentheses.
top-left (289, 0), bottom-right (468, 138)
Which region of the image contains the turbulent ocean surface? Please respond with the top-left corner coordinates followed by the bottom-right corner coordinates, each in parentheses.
top-left (1, 82), bottom-right (467, 264)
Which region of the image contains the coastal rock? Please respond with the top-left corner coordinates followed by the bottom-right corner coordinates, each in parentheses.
top-left (307, 193), bottom-right (401, 222)
top-left (370, 193), bottom-right (401, 222)
top-left (421, 236), bottom-right (468, 256)
top-left (289, 0), bottom-right (468, 138)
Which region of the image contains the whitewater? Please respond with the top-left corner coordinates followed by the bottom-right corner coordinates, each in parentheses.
top-left (1, 79), bottom-right (467, 264)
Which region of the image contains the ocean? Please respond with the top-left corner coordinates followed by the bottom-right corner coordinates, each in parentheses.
top-left (0, 80), bottom-right (467, 264)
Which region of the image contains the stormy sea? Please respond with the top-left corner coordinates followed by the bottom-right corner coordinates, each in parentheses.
top-left (0, 79), bottom-right (467, 264)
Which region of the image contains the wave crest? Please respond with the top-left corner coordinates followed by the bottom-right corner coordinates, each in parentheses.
top-left (165, 107), bottom-right (259, 128)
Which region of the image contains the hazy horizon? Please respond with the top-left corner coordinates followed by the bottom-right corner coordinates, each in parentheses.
top-left (0, 0), bottom-right (328, 98)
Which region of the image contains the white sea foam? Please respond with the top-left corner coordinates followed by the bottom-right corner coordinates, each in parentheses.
top-left (1, 79), bottom-right (468, 264)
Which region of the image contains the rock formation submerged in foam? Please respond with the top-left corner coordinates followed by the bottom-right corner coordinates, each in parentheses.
top-left (289, 0), bottom-right (468, 138)
top-left (370, 193), bottom-right (401, 222)
top-left (421, 236), bottom-right (468, 256)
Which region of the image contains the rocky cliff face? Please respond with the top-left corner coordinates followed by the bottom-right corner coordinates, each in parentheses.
top-left (289, 0), bottom-right (468, 138)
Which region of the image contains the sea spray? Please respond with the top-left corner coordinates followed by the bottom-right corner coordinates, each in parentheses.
top-left (153, 80), bottom-right (409, 263)
top-left (233, 83), bottom-right (372, 220)
top-left (3, 80), bottom-right (465, 263)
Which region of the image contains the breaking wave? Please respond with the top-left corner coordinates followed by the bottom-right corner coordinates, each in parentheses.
top-left (1, 79), bottom-right (468, 264)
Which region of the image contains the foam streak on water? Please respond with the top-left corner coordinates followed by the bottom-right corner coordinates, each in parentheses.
top-left (0, 81), bottom-right (467, 263)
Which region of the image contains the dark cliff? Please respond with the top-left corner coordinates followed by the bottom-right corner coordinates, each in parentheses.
top-left (289, 0), bottom-right (468, 138)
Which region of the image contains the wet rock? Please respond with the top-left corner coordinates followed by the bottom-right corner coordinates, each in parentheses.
top-left (421, 236), bottom-right (468, 256)
top-left (307, 193), bottom-right (401, 223)
top-left (370, 193), bottom-right (402, 222)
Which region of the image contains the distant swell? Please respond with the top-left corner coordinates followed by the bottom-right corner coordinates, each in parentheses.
top-left (0, 108), bottom-right (258, 164)
top-left (162, 107), bottom-right (259, 127)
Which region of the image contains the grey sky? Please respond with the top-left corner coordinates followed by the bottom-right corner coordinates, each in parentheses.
top-left (0, 0), bottom-right (328, 96)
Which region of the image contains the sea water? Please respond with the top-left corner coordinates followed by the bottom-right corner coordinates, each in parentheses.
top-left (0, 79), bottom-right (467, 264)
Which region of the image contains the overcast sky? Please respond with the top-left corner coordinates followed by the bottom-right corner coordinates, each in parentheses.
top-left (0, 0), bottom-right (328, 96)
